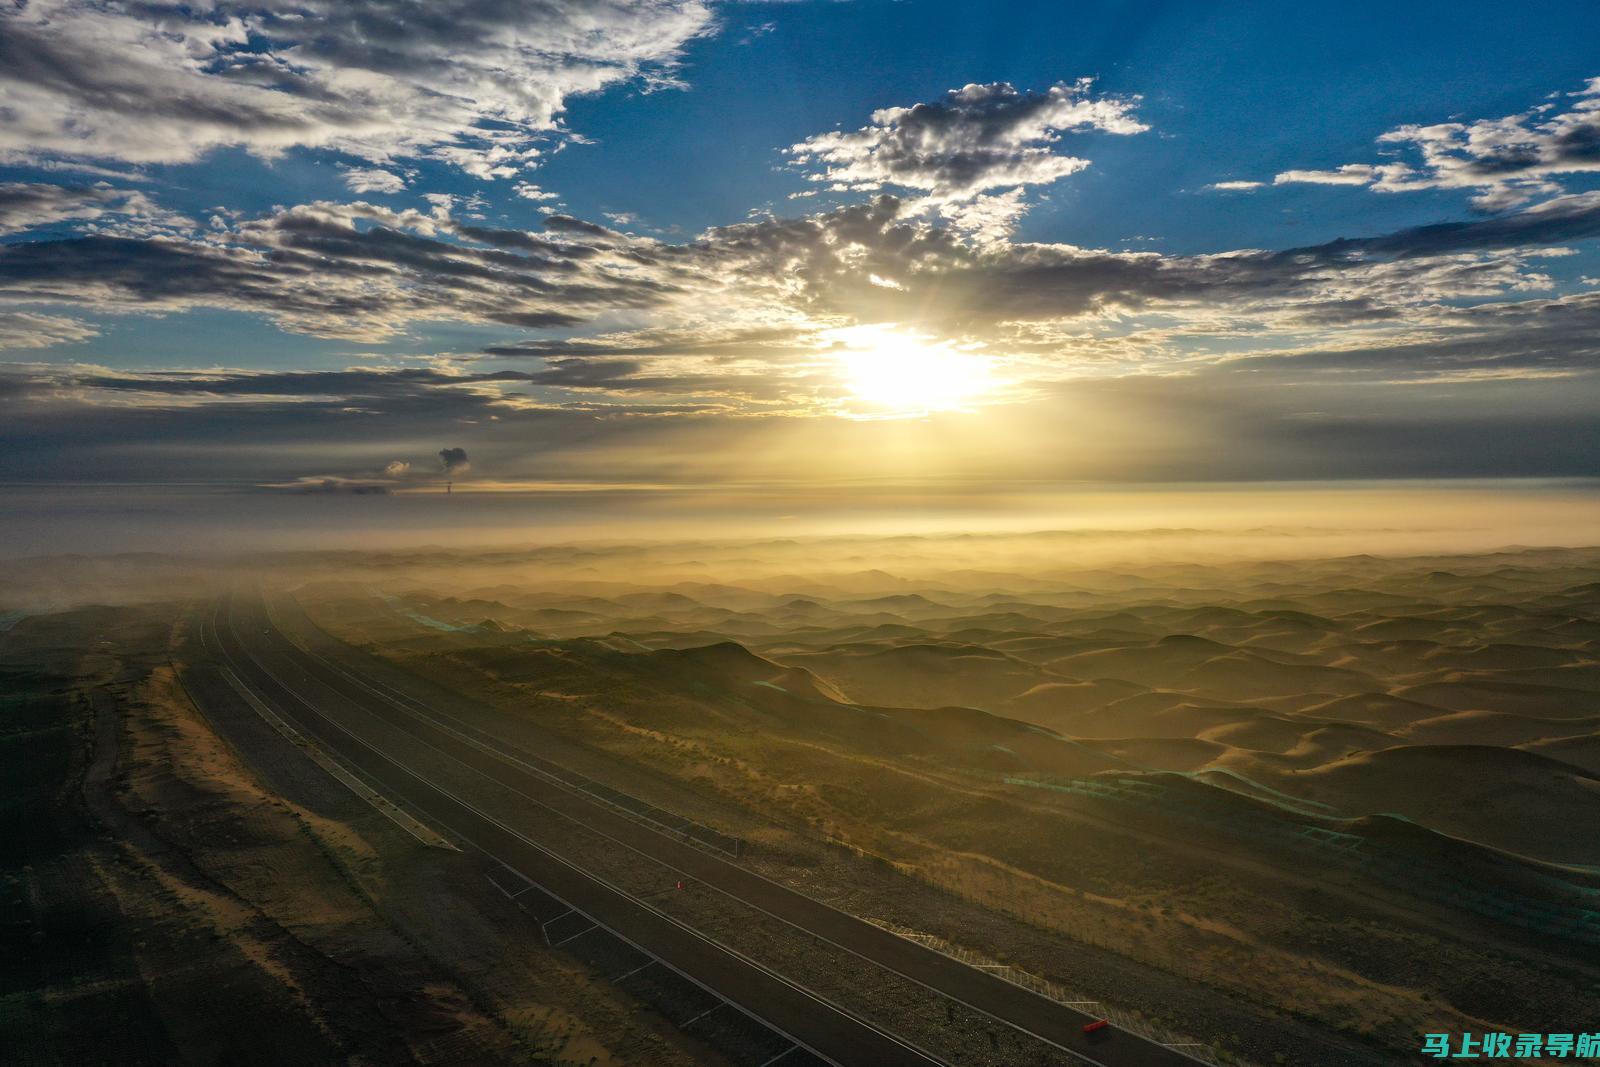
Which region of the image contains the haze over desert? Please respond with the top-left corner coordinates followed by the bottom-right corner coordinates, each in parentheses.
top-left (5, 2), bottom-right (1600, 1064)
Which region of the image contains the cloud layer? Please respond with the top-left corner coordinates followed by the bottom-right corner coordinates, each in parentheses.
top-left (788, 80), bottom-right (1145, 236)
top-left (1237, 77), bottom-right (1600, 210)
top-left (0, 0), bottom-right (712, 179)
top-left (0, 182), bottom-right (183, 235)
top-left (3, 57), bottom-right (1600, 491)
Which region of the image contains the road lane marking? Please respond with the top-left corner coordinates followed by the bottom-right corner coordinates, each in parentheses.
top-left (549, 923), bottom-right (600, 947)
top-left (241, 597), bottom-right (1149, 1067)
top-left (255, 602), bottom-right (1182, 1065)
top-left (681, 1004), bottom-right (726, 1027)
top-left (262, 602), bottom-right (745, 858)
top-left (215, 666), bottom-right (457, 851)
top-left (233, 594), bottom-right (1228, 1067)
top-left (255, 615), bottom-right (1126, 1061)
top-left (215, 597), bottom-right (943, 1067)
top-left (611, 960), bottom-right (657, 982)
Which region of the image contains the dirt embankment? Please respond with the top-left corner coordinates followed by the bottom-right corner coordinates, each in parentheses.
top-left (1, 602), bottom-right (722, 1067)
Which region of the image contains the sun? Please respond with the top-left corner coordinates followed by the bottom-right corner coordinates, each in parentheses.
top-left (832, 327), bottom-right (996, 416)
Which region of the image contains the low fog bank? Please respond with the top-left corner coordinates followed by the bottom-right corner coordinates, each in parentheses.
top-left (4, 479), bottom-right (1600, 616)
top-left (4, 479), bottom-right (1600, 555)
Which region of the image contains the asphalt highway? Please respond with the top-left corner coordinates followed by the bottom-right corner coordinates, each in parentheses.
top-left (204, 591), bottom-right (1207, 1067)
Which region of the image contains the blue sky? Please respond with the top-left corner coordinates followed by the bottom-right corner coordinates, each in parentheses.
top-left (3, 0), bottom-right (1600, 502)
top-left (12, 1), bottom-right (1596, 249)
top-left (556, 1), bottom-right (1600, 248)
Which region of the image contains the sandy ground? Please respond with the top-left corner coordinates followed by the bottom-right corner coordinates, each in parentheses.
top-left (283, 543), bottom-right (1600, 1066)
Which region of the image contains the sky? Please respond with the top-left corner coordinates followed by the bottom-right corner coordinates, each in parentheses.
top-left (3, 0), bottom-right (1600, 549)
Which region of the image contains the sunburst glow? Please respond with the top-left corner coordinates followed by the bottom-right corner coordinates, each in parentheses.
top-left (833, 327), bottom-right (996, 415)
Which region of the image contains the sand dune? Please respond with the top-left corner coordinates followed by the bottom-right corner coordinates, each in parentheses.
top-left (1300, 692), bottom-right (1447, 727)
top-left (1200, 714), bottom-right (1361, 753)
top-left (1287, 745), bottom-right (1600, 865)
top-left (1394, 679), bottom-right (1600, 716)
top-left (289, 541), bottom-right (1600, 878)
top-left (1519, 735), bottom-right (1600, 775)
top-left (774, 642), bottom-right (1058, 710)
top-left (1397, 709), bottom-right (1600, 747)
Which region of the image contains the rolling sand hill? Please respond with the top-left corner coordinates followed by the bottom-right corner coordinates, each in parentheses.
top-left (293, 540), bottom-right (1600, 911)
top-left (773, 642), bottom-right (1059, 710)
top-left (1286, 746), bottom-right (1600, 866)
top-left (245, 539), bottom-right (1600, 1067)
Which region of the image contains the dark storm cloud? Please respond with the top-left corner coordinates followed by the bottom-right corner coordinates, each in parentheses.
top-left (439, 447), bottom-right (470, 473)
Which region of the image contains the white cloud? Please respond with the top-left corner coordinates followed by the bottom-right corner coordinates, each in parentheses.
top-left (0, 1), bottom-right (713, 179)
top-left (0, 312), bottom-right (98, 350)
top-left (787, 79), bottom-right (1146, 232)
top-left (1256, 77), bottom-right (1600, 209)
top-left (341, 168), bottom-right (407, 195)
top-left (935, 187), bottom-right (1031, 242)
top-left (0, 181), bottom-right (189, 235)
top-left (1276, 164), bottom-right (1385, 186)
top-left (5, 188), bottom-right (1594, 352)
